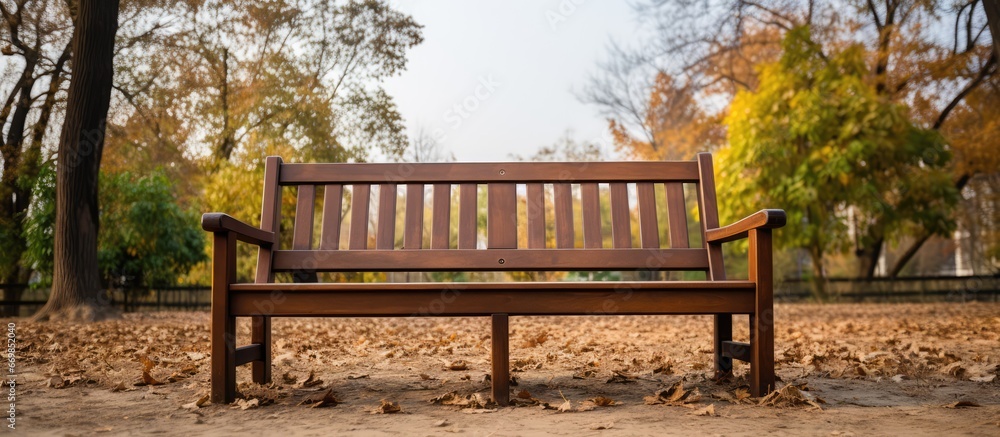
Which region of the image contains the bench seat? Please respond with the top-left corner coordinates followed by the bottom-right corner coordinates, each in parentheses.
top-left (227, 281), bottom-right (757, 316)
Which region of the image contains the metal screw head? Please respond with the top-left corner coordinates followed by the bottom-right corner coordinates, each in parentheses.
top-left (498, 258), bottom-right (505, 264)
top-left (499, 169), bottom-right (506, 175)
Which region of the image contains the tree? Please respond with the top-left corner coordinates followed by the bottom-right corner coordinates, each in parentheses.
top-left (0, 0), bottom-right (73, 315)
top-left (719, 27), bottom-right (957, 296)
top-left (24, 165), bottom-right (206, 288)
top-left (33, 0), bottom-right (120, 321)
top-left (586, 0), bottom-right (997, 278)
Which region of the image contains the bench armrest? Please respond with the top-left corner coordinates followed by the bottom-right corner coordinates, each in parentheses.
top-left (202, 213), bottom-right (276, 247)
top-left (705, 209), bottom-right (786, 244)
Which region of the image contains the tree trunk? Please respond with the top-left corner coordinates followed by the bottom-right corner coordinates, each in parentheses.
top-left (809, 247), bottom-right (827, 301)
top-left (856, 238), bottom-right (883, 279)
top-left (33, 0), bottom-right (120, 322)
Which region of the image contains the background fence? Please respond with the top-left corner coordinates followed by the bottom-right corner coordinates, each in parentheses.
top-left (2, 275), bottom-right (998, 317)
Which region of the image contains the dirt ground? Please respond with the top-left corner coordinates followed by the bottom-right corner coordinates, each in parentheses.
top-left (9, 302), bottom-right (1000, 436)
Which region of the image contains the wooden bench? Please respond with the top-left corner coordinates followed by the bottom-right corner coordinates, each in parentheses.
top-left (201, 153), bottom-right (785, 404)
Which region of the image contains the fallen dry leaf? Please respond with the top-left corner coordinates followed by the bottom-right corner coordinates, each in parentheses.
top-left (374, 399), bottom-right (402, 414)
top-left (557, 399), bottom-right (573, 412)
top-left (301, 371), bottom-right (323, 388)
top-left (182, 394), bottom-right (210, 410)
top-left (758, 384), bottom-right (824, 409)
top-left (298, 389), bottom-right (341, 408)
top-left (645, 381), bottom-right (702, 405)
top-left (282, 372), bottom-right (297, 384)
top-left (234, 398), bottom-right (259, 410)
top-left (110, 381), bottom-right (130, 393)
top-left (690, 404), bottom-right (716, 416)
top-left (591, 396), bottom-right (617, 406)
top-left (430, 391), bottom-right (492, 409)
top-left (589, 422), bottom-right (614, 430)
top-left (447, 360), bottom-right (468, 371)
top-left (137, 371), bottom-right (164, 386)
top-left (346, 374), bottom-right (369, 380)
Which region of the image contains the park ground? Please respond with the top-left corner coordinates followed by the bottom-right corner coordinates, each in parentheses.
top-left (9, 302), bottom-right (1000, 436)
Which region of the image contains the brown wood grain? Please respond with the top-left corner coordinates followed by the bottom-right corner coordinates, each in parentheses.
top-left (459, 184), bottom-right (478, 249)
top-left (320, 185), bottom-right (343, 250)
top-left (271, 248), bottom-right (710, 272)
top-left (491, 314), bottom-right (510, 405)
top-left (580, 183), bottom-right (602, 249)
top-left (404, 184), bottom-right (424, 249)
top-left (526, 183), bottom-right (545, 249)
top-left (229, 284), bottom-right (756, 317)
top-left (211, 232), bottom-right (236, 403)
top-left (488, 184), bottom-right (517, 249)
top-left (255, 156), bottom-right (283, 283)
top-left (610, 183), bottom-right (631, 249)
top-left (665, 183), bottom-right (689, 249)
top-left (636, 182), bottom-right (659, 248)
top-left (280, 161), bottom-right (700, 184)
top-left (431, 184), bottom-right (451, 249)
top-left (749, 229), bottom-right (775, 396)
top-left (349, 184), bottom-right (371, 250)
top-left (293, 185), bottom-right (315, 250)
top-left (553, 183), bottom-right (574, 248)
top-left (376, 184), bottom-right (397, 250)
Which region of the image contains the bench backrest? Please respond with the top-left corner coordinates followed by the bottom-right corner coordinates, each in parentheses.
top-left (253, 153), bottom-right (727, 282)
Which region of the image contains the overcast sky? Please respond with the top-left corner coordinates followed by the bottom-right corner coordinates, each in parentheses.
top-left (383, 1), bottom-right (647, 162)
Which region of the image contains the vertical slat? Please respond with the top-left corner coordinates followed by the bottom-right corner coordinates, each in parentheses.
top-left (292, 185), bottom-right (318, 284)
top-left (488, 184), bottom-right (517, 249)
top-left (431, 184), bottom-right (451, 249)
top-left (349, 184), bottom-right (371, 250)
top-left (609, 183), bottom-right (631, 248)
top-left (211, 232), bottom-right (237, 403)
top-left (404, 184), bottom-right (424, 249)
top-left (696, 153), bottom-right (725, 278)
top-left (376, 184), bottom-right (397, 250)
top-left (320, 185), bottom-right (343, 250)
top-left (637, 182), bottom-right (659, 248)
top-left (293, 185), bottom-right (316, 249)
top-left (491, 313), bottom-right (510, 406)
top-left (749, 229), bottom-right (775, 397)
top-left (553, 183), bottom-right (574, 248)
top-left (255, 156), bottom-right (282, 283)
top-left (665, 183), bottom-right (689, 248)
top-left (580, 183), bottom-right (602, 249)
top-left (525, 183), bottom-right (545, 249)
top-left (697, 153), bottom-right (731, 380)
top-left (459, 184), bottom-right (477, 249)
top-left (252, 156), bottom-right (281, 386)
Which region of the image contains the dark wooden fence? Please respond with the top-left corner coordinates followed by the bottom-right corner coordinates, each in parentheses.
top-left (2, 275), bottom-right (997, 316)
top-left (776, 275), bottom-right (1000, 302)
top-left (1, 284), bottom-right (210, 317)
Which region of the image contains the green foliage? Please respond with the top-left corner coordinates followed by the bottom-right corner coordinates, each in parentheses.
top-left (22, 165), bottom-right (57, 285)
top-left (720, 26), bottom-right (958, 276)
top-left (23, 165), bottom-right (206, 288)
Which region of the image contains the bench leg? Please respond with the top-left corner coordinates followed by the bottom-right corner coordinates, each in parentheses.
top-left (713, 314), bottom-right (733, 379)
top-left (749, 229), bottom-right (775, 397)
top-left (211, 232), bottom-right (237, 403)
top-left (491, 314), bottom-right (510, 406)
top-left (251, 315), bottom-right (272, 384)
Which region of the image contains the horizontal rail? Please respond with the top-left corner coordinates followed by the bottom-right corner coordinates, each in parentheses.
top-left (278, 161), bottom-right (701, 184)
top-left (235, 344), bottom-right (263, 366)
top-left (721, 340), bottom-right (751, 362)
top-left (228, 283), bottom-right (756, 317)
top-left (271, 249), bottom-right (711, 272)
